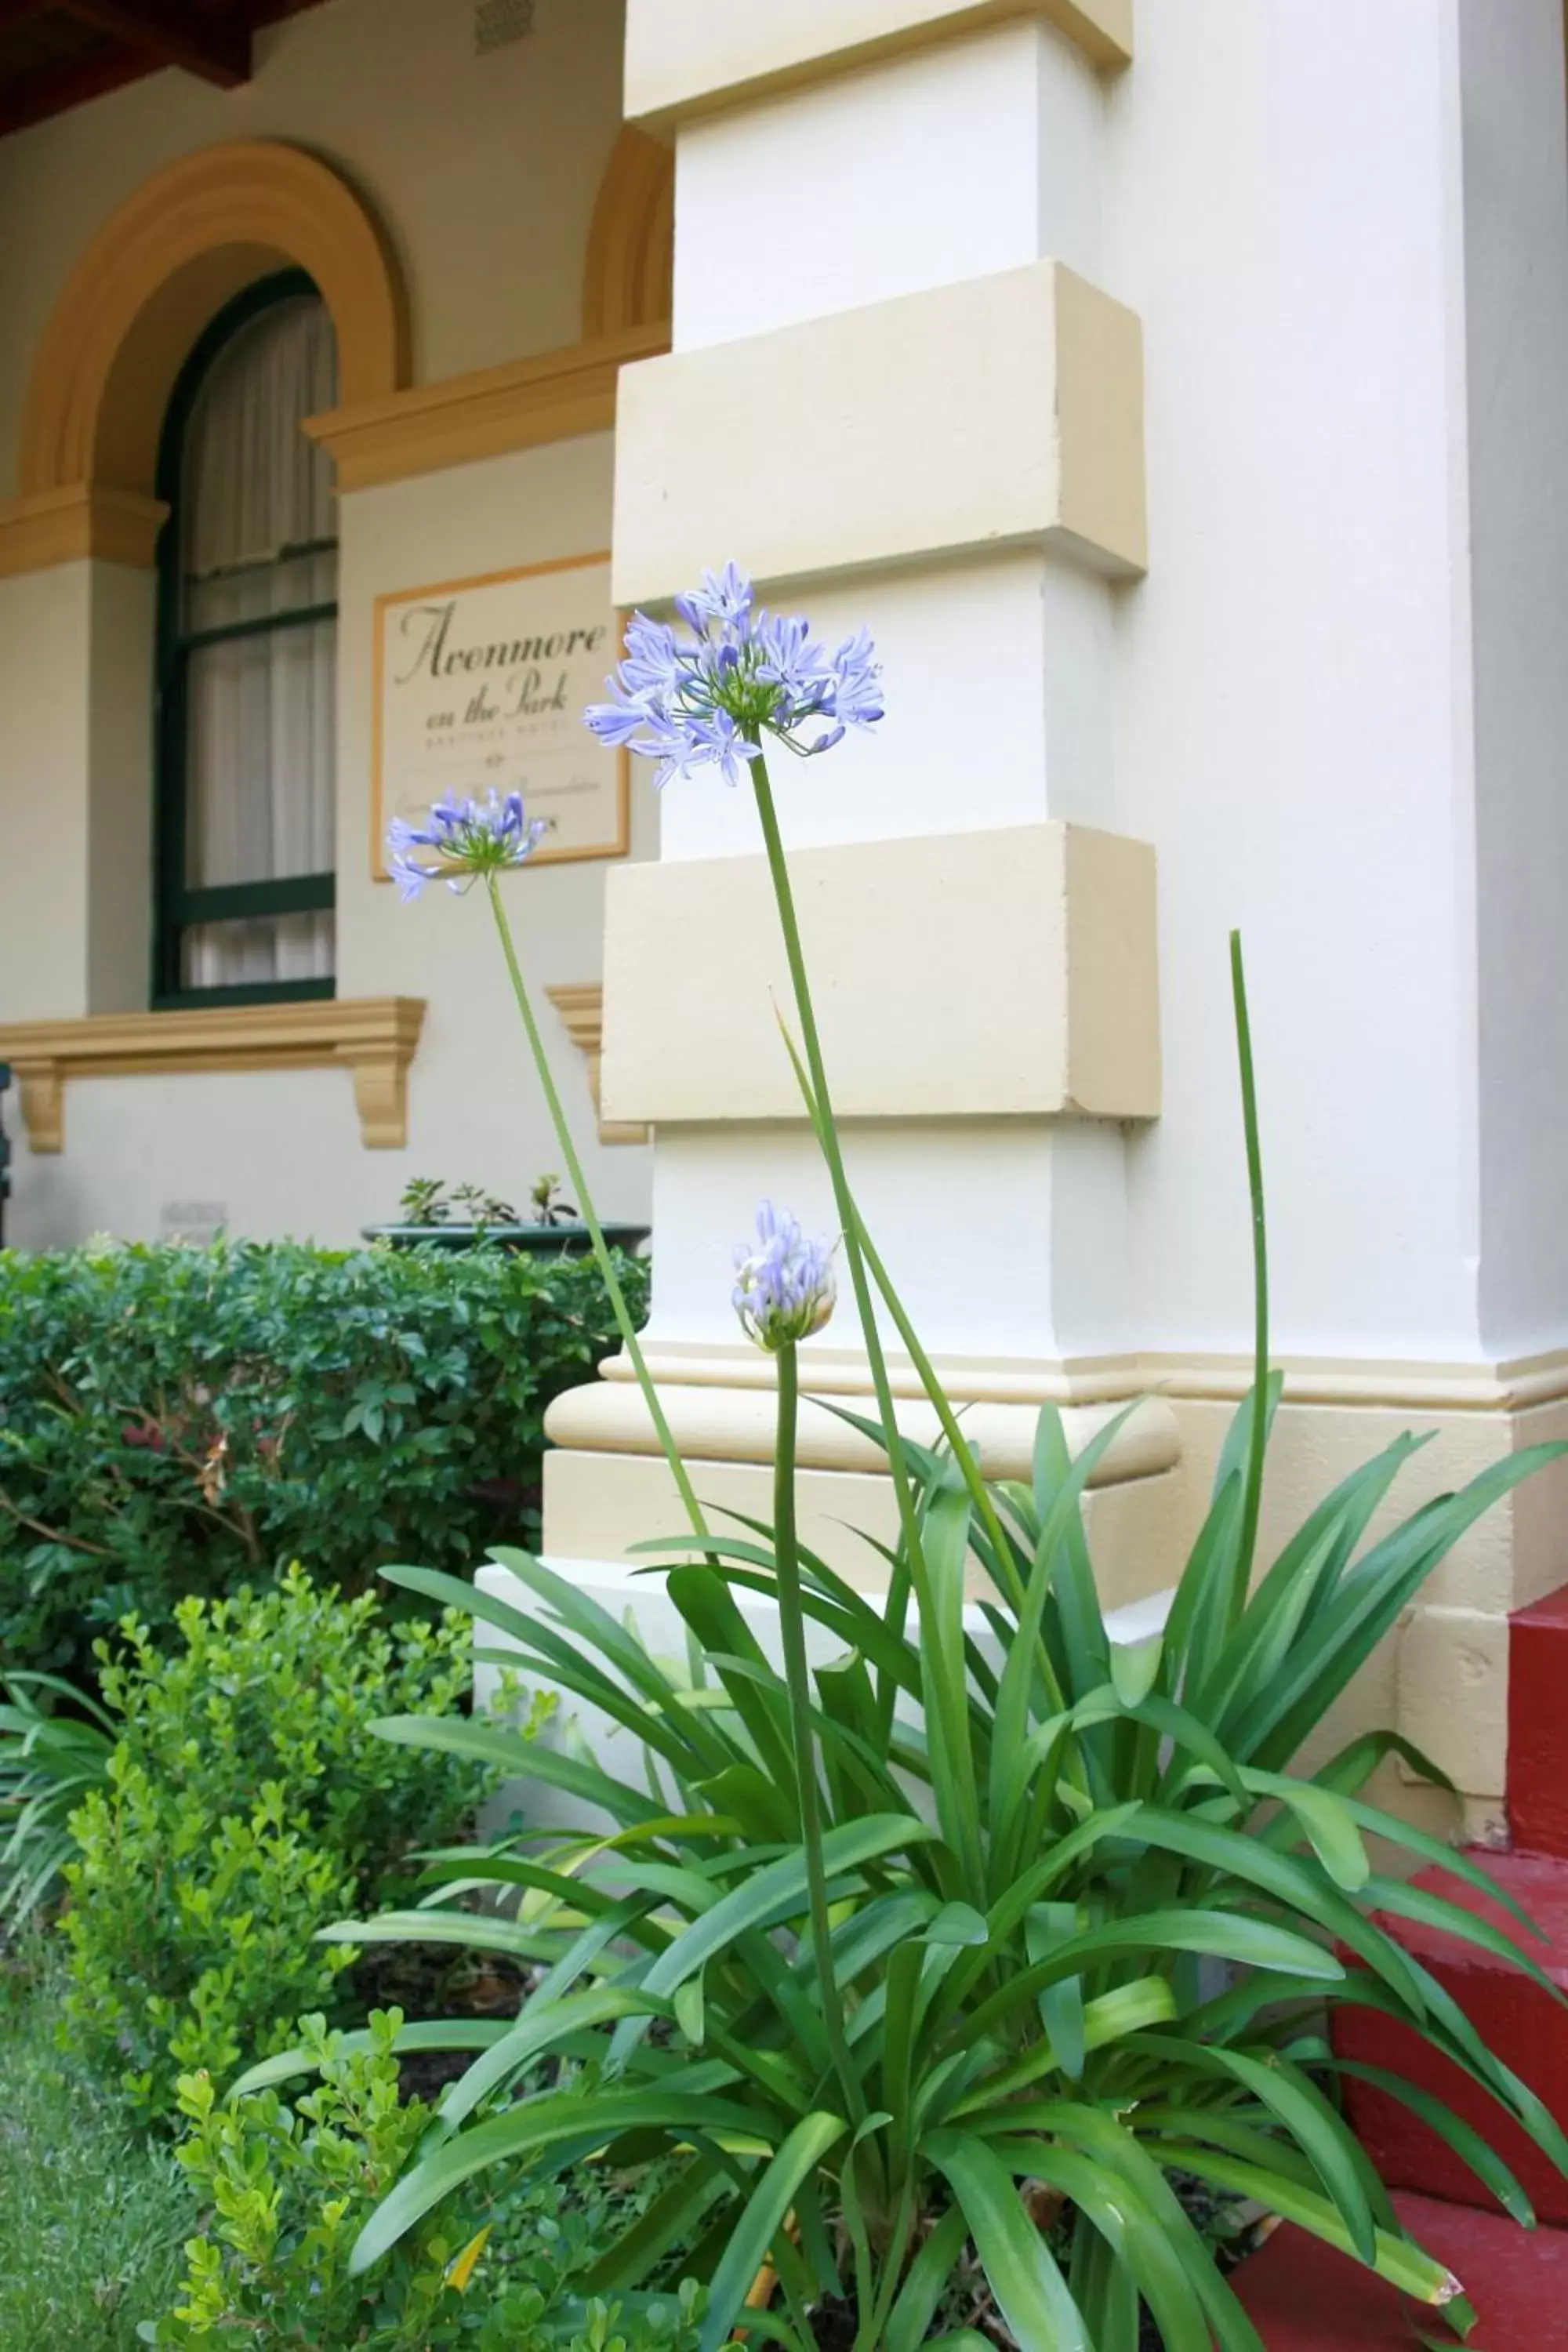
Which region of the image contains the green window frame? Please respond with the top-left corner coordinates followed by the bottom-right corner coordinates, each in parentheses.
top-left (151, 268), bottom-right (338, 1011)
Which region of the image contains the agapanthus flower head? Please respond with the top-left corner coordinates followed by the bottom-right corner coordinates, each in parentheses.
top-left (732, 1199), bottom-right (837, 1353)
top-left (584, 561), bottom-right (884, 789)
top-left (387, 789), bottom-right (550, 901)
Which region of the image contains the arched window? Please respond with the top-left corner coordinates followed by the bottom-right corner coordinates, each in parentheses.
top-left (153, 270), bottom-right (339, 1005)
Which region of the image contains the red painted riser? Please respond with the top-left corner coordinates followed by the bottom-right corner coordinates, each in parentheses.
top-left (1508, 1583), bottom-right (1568, 1860)
top-left (1334, 1851), bottom-right (1568, 2226)
top-left (1234, 2191), bottom-right (1568, 2349)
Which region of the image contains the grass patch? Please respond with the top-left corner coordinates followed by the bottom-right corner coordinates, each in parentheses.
top-left (0, 1944), bottom-right (193, 2350)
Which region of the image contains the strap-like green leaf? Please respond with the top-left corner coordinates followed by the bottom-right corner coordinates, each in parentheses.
top-left (930, 2132), bottom-right (1091, 2352)
top-left (1152, 2143), bottom-right (1472, 2315)
top-left (351, 2086), bottom-right (766, 2274)
top-left (699, 2112), bottom-right (846, 2352)
top-left (641, 1815), bottom-right (938, 2000)
top-left (371, 1715), bottom-right (666, 1828)
top-left (1330, 2057), bottom-right (1535, 2227)
top-left (230, 2017), bottom-right (506, 2100)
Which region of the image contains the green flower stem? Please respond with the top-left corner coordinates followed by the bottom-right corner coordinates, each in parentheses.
top-left (485, 873), bottom-right (710, 1546)
top-left (748, 755), bottom-right (927, 1583)
top-left (774, 1340), bottom-right (861, 2125)
top-left (1230, 931), bottom-right (1269, 1595)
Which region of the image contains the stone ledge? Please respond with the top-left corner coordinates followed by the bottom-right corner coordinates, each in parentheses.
top-left (624, 0), bottom-right (1134, 130)
top-left (0, 996), bottom-right (426, 1153)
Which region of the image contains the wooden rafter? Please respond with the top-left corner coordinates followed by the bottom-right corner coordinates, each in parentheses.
top-left (51, 0), bottom-right (251, 85)
top-left (0, 42), bottom-right (155, 136)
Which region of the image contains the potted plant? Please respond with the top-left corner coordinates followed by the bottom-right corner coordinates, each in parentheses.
top-left (363, 1174), bottom-right (649, 1259)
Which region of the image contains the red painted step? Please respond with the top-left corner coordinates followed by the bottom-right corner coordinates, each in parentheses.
top-left (1336, 1850), bottom-right (1568, 2225)
top-left (1508, 1584), bottom-right (1568, 1860)
top-left (1233, 2190), bottom-right (1568, 2348)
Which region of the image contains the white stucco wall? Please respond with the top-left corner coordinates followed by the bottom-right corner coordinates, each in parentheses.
top-left (1455, 0), bottom-right (1568, 1357)
top-left (1106, 0), bottom-right (1493, 1363)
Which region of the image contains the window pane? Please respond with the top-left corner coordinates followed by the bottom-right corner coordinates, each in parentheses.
top-left (184, 614), bottom-right (336, 888)
top-left (181, 296), bottom-right (339, 621)
top-left (169, 288), bottom-right (339, 986)
top-left (185, 545), bottom-right (336, 637)
top-left (181, 912), bottom-right (335, 993)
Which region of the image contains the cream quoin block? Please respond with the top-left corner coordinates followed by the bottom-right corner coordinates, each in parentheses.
top-left (623, 0), bottom-right (1134, 129)
top-left (598, 820), bottom-right (1159, 1125)
top-left (611, 260), bottom-right (1147, 605)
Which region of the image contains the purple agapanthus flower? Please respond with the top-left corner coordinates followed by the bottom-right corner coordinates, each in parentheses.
top-left (387, 789), bottom-right (550, 901)
top-left (732, 1200), bottom-right (837, 1353)
top-left (585, 562), bottom-right (884, 789)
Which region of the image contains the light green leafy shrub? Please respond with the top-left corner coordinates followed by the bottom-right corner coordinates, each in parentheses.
top-left (60, 1570), bottom-right (500, 2118)
top-left (148, 2009), bottom-right (706, 2351)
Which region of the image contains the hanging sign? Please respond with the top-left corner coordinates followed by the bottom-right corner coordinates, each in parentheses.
top-left (372, 550), bottom-right (628, 877)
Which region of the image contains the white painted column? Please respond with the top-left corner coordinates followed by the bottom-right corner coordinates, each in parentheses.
top-left (546, 2), bottom-right (1172, 1595)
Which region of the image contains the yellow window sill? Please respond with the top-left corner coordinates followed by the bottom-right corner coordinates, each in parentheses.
top-left (0, 997), bottom-right (426, 1155)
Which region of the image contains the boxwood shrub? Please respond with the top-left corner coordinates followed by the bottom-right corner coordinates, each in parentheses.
top-left (0, 1238), bottom-right (645, 1679)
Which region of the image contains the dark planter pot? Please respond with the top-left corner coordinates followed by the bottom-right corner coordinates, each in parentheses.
top-left (361, 1221), bottom-right (650, 1257)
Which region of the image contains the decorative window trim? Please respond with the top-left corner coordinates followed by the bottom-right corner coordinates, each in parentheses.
top-left (20, 140), bottom-right (407, 505)
top-left (0, 140), bottom-right (406, 581)
top-left (582, 125), bottom-right (673, 339)
top-left (0, 998), bottom-right (426, 1155)
top-left (546, 984), bottom-right (648, 1146)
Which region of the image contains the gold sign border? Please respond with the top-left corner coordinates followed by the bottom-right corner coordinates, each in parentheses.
top-left (370, 547), bottom-right (630, 881)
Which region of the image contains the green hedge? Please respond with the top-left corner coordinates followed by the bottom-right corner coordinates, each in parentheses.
top-left (0, 1238), bottom-right (645, 1679)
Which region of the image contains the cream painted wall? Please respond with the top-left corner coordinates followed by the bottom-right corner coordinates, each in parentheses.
top-left (335, 430), bottom-right (656, 1234)
top-left (4, 433), bottom-right (656, 1250)
top-left (0, 565), bottom-right (93, 1021)
top-left (1105, 0), bottom-right (1489, 1363)
top-left (0, 0), bottom-right (654, 1248)
top-left (0, 0), bottom-right (628, 501)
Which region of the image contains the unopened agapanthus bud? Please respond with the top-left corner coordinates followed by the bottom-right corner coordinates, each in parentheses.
top-left (732, 1200), bottom-right (837, 1353)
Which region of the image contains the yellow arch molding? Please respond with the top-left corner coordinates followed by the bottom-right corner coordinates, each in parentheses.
top-left (5, 139), bottom-right (408, 572)
top-left (582, 123), bottom-right (673, 340)
top-left (307, 123), bottom-right (673, 495)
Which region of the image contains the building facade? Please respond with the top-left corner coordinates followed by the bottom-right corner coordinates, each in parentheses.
top-left (3, 0), bottom-right (1568, 1844)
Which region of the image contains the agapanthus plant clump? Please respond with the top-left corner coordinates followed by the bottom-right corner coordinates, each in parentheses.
top-left (352, 564), bottom-right (1568, 2350)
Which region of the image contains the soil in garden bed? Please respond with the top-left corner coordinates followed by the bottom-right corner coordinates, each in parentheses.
top-left (354, 1941), bottom-right (534, 2104)
top-left (797, 2297), bottom-right (1168, 2350)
